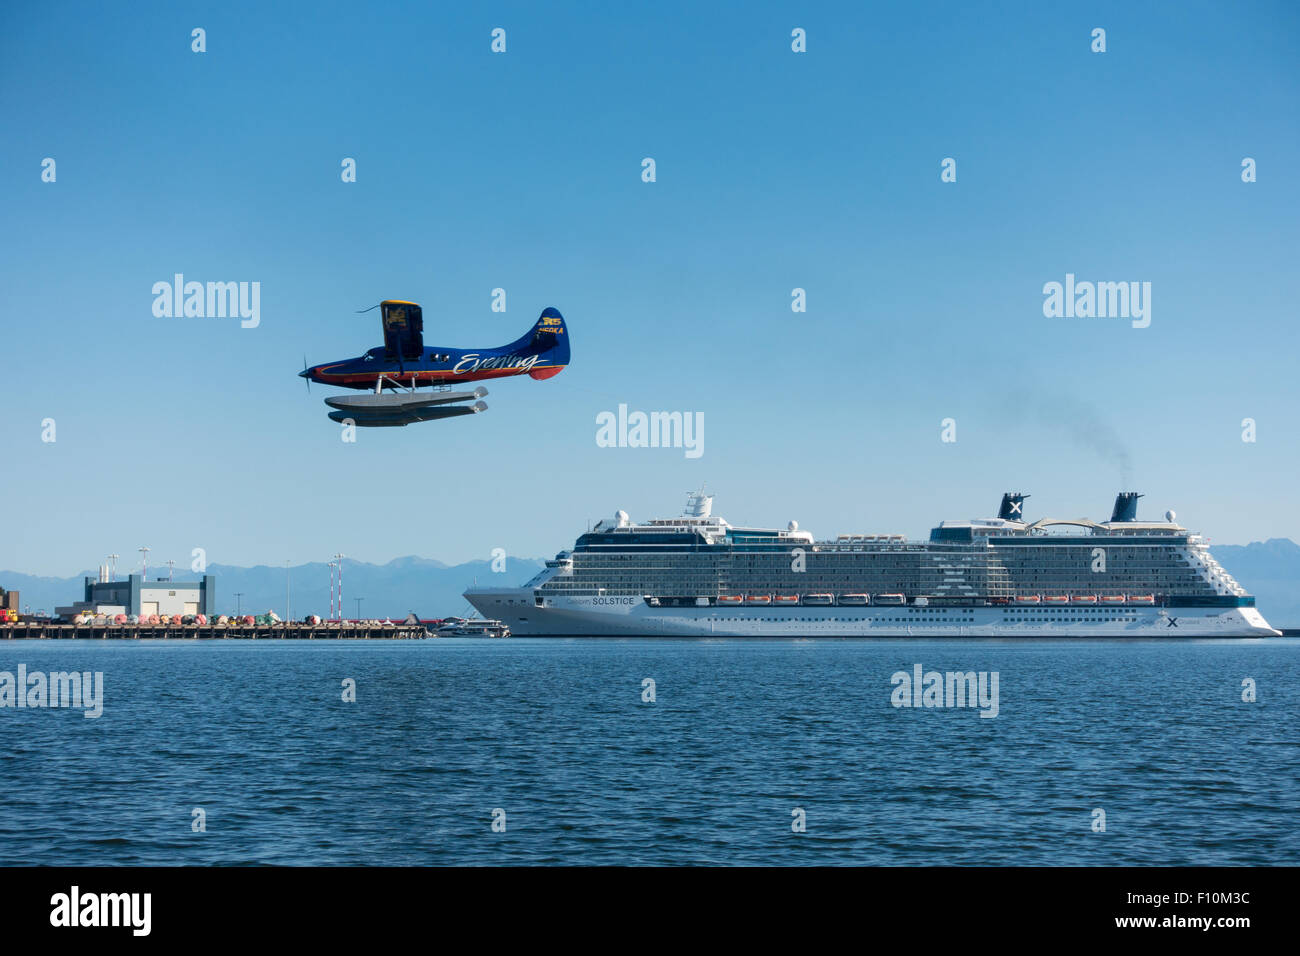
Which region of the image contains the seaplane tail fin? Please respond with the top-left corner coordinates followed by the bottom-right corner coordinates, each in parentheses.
top-left (517, 307), bottom-right (569, 380)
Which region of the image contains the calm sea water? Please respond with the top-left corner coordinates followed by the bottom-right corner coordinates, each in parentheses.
top-left (1, 638), bottom-right (1297, 866)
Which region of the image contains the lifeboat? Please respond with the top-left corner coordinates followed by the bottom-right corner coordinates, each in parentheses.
top-left (838, 594), bottom-right (870, 606)
top-left (1014, 595), bottom-right (1042, 604)
top-left (802, 594), bottom-right (834, 606)
top-left (1043, 595), bottom-right (1069, 605)
top-left (774, 595), bottom-right (800, 605)
top-left (716, 595), bottom-right (744, 605)
top-left (1128, 594), bottom-right (1155, 605)
top-left (1071, 595), bottom-right (1098, 604)
top-left (744, 594), bottom-right (772, 605)
top-left (1100, 595), bottom-right (1126, 604)
top-left (875, 593), bottom-right (905, 606)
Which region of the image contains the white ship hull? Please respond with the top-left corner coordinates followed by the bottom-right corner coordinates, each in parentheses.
top-left (466, 588), bottom-right (1281, 638)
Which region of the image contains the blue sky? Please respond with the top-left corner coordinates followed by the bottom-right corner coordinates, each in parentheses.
top-left (2, 1), bottom-right (1297, 576)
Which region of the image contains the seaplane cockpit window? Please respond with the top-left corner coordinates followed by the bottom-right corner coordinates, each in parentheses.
top-left (363, 353), bottom-right (375, 361)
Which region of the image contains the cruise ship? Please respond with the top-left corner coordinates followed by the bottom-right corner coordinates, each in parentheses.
top-left (465, 491), bottom-right (1280, 637)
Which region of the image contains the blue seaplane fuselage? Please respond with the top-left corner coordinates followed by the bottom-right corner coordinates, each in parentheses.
top-left (301, 301), bottom-right (570, 390)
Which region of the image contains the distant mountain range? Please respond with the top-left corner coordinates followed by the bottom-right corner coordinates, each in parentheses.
top-left (3, 540), bottom-right (1297, 626)
top-left (0, 556), bottom-right (546, 620)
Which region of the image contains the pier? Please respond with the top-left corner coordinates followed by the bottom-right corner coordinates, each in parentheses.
top-left (1, 622), bottom-right (429, 640)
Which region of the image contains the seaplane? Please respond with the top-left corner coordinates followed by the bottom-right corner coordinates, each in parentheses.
top-left (299, 300), bottom-right (569, 426)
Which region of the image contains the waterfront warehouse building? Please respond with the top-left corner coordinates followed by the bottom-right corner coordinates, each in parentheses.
top-left (56, 573), bottom-right (216, 620)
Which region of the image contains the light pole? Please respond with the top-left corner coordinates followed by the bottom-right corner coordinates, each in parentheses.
top-left (235, 592), bottom-right (243, 616)
top-left (166, 559), bottom-right (175, 582)
top-left (139, 546), bottom-right (150, 579)
top-left (355, 597), bottom-right (363, 620)
top-left (285, 560), bottom-right (291, 623)
top-left (328, 561), bottom-right (337, 620)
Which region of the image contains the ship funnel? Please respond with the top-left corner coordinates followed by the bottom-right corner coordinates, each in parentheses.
top-left (684, 490), bottom-right (713, 519)
top-left (1110, 492), bottom-right (1143, 522)
top-left (998, 492), bottom-right (1029, 521)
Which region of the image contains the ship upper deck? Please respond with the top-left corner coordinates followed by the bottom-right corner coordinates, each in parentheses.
top-left (577, 491), bottom-right (1200, 554)
top-left (545, 491), bottom-right (1248, 602)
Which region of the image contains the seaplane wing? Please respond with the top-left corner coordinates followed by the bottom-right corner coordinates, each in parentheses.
top-left (301, 301), bottom-right (569, 426)
top-left (380, 301), bottom-right (424, 363)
